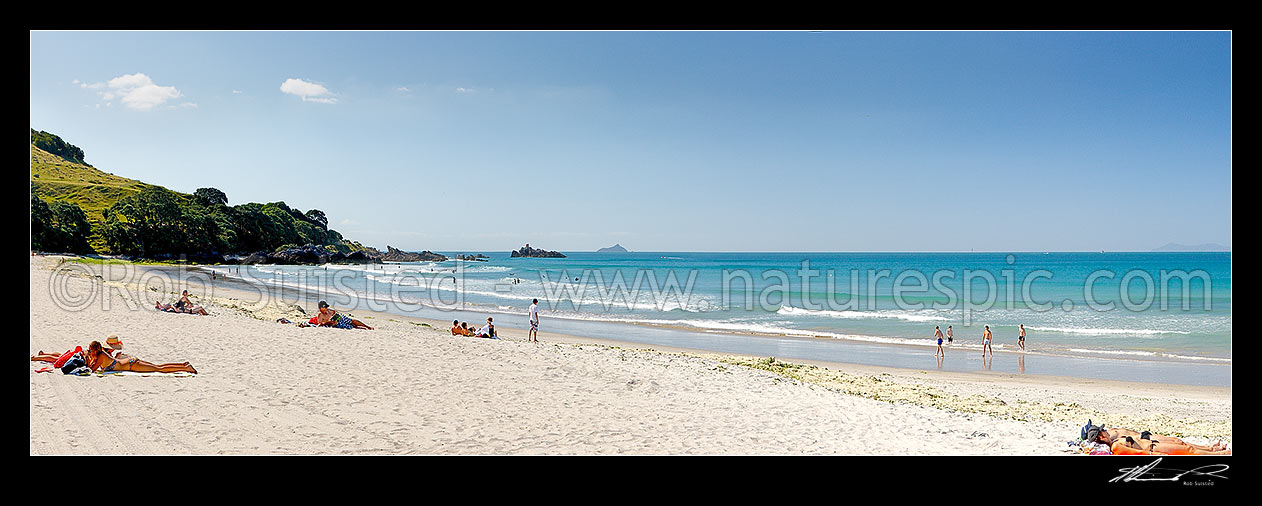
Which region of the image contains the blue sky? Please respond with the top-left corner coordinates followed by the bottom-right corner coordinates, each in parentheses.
top-left (30, 31), bottom-right (1231, 252)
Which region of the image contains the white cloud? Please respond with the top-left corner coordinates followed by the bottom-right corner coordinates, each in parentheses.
top-left (78, 73), bottom-right (184, 111)
top-left (396, 86), bottom-right (410, 93)
top-left (280, 78), bottom-right (337, 104)
top-left (232, 89), bottom-right (243, 94)
top-left (455, 87), bottom-right (474, 93)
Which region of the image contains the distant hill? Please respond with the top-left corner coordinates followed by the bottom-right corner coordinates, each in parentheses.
top-left (1152, 243), bottom-right (1230, 252)
top-left (596, 243), bottom-right (628, 253)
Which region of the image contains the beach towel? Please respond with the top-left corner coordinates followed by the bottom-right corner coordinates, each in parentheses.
top-left (52, 347), bottom-right (81, 369)
top-left (91, 370), bottom-right (197, 378)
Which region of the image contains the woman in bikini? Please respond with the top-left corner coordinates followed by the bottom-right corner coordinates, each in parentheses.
top-left (1086, 423), bottom-right (1227, 453)
top-left (1110, 435), bottom-right (1231, 455)
top-left (315, 301), bottom-right (373, 330)
top-left (83, 340), bottom-right (198, 374)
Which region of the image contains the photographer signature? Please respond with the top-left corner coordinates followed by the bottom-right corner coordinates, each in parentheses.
top-left (1110, 458), bottom-right (1229, 483)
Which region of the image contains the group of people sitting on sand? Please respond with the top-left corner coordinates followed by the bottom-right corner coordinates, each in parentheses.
top-left (31, 335), bottom-right (197, 374)
top-left (1082, 420), bottom-right (1230, 455)
top-left (451, 317), bottom-right (497, 339)
top-left (277, 300), bottom-right (373, 330)
top-left (154, 290), bottom-right (209, 316)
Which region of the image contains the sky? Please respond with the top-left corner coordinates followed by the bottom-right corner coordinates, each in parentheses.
top-left (29, 31), bottom-right (1232, 252)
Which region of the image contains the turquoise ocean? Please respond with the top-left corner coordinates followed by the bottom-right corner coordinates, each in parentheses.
top-left (207, 252), bottom-right (1231, 385)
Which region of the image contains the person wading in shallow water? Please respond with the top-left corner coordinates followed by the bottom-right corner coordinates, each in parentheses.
top-left (981, 325), bottom-right (993, 358)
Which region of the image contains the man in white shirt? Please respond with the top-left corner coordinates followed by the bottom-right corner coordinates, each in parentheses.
top-left (528, 299), bottom-right (540, 342)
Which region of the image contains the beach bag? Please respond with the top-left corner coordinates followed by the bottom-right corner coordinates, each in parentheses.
top-left (60, 352), bottom-right (87, 375)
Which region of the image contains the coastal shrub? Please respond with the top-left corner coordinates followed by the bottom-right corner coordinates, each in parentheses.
top-left (101, 186), bottom-right (197, 256)
top-left (261, 204), bottom-right (300, 246)
top-left (30, 195), bottom-right (93, 254)
top-left (31, 129), bottom-right (87, 165)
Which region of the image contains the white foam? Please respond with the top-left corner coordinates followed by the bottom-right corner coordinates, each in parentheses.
top-left (777, 305), bottom-right (950, 322)
top-left (1066, 348), bottom-right (1231, 363)
top-left (1026, 326), bottom-right (1190, 336)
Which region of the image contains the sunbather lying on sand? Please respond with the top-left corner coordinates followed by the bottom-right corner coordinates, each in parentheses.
top-left (315, 301), bottom-right (373, 330)
top-left (34, 336), bottom-right (197, 374)
top-left (1110, 435), bottom-right (1231, 455)
top-left (1083, 420), bottom-right (1227, 453)
top-left (83, 340), bottom-right (197, 374)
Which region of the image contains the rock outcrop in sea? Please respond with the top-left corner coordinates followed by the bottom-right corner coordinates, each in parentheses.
top-left (227, 244), bottom-right (379, 265)
top-left (510, 244), bottom-right (566, 258)
top-left (596, 243), bottom-right (628, 253)
top-left (223, 244), bottom-right (447, 265)
top-left (380, 245), bottom-right (448, 262)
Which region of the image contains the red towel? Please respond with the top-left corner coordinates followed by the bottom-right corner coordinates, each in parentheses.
top-left (52, 347), bottom-right (81, 368)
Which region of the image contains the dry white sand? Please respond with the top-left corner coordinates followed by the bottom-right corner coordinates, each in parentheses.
top-left (29, 257), bottom-right (1230, 455)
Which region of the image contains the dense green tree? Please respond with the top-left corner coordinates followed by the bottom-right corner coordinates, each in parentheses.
top-left (194, 187), bottom-right (228, 206)
top-left (101, 186), bottom-right (186, 256)
top-left (31, 129), bottom-right (87, 165)
top-left (30, 195), bottom-right (53, 251)
top-left (305, 209), bottom-right (328, 229)
top-left (31, 195), bottom-right (93, 253)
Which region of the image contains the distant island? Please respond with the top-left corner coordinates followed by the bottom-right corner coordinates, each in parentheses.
top-left (1152, 243), bottom-right (1230, 252)
top-left (455, 254), bottom-right (489, 262)
top-left (510, 244), bottom-right (566, 258)
top-left (596, 244), bottom-right (628, 253)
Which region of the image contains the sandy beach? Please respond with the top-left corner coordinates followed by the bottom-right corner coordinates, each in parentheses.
top-left (29, 256), bottom-right (1231, 455)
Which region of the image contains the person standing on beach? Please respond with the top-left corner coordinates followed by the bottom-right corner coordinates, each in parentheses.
top-left (528, 299), bottom-right (540, 343)
top-left (1018, 324), bottom-right (1026, 352)
top-left (982, 325), bottom-right (993, 358)
top-left (946, 325), bottom-right (953, 344)
top-left (933, 326), bottom-right (945, 357)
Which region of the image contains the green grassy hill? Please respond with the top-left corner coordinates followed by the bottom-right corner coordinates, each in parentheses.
top-left (30, 141), bottom-right (163, 251)
top-left (31, 129), bottom-right (348, 258)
